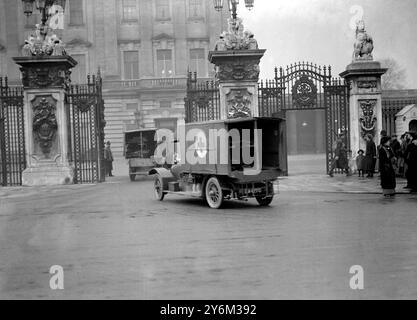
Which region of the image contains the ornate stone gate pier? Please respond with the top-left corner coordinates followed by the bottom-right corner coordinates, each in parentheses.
top-left (14, 56), bottom-right (77, 186)
top-left (340, 20), bottom-right (387, 154)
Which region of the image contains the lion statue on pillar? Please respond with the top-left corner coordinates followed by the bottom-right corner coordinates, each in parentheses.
top-left (353, 20), bottom-right (374, 61)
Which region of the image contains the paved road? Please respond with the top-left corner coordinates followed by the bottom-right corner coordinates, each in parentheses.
top-left (1, 175), bottom-right (417, 299)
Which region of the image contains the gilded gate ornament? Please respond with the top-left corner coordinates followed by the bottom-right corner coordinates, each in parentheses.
top-left (292, 76), bottom-right (318, 108)
top-left (32, 97), bottom-right (58, 156)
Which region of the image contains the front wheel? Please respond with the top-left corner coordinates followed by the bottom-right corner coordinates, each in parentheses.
top-left (130, 174), bottom-right (136, 181)
top-left (256, 195), bottom-right (274, 206)
top-left (154, 174), bottom-right (165, 201)
top-left (205, 177), bottom-right (224, 209)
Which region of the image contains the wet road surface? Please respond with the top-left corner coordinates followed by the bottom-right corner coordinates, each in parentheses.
top-left (1, 176), bottom-right (417, 299)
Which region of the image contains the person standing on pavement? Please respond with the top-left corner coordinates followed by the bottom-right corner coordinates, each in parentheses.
top-left (397, 134), bottom-right (406, 177)
top-left (403, 132), bottom-right (414, 189)
top-left (328, 134), bottom-right (350, 177)
top-left (356, 149), bottom-right (365, 177)
top-left (390, 135), bottom-right (401, 175)
top-left (378, 136), bottom-right (396, 197)
top-left (364, 134), bottom-right (377, 178)
top-left (375, 130), bottom-right (387, 175)
top-left (404, 132), bottom-right (417, 192)
top-left (104, 141), bottom-right (114, 177)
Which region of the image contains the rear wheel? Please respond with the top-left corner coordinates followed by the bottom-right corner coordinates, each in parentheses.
top-left (256, 195), bottom-right (273, 206)
top-left (154, 174), bottom-right (165, 201)
top-left (129, 174), bottom-right (136, 181)
top-left (205, 177), bottom-right (224, 209)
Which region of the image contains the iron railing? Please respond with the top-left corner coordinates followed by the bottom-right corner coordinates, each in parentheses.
top-left (0, 77), bottom-right (26, 186)
top-left (185, 72), bottom-right (221, 123)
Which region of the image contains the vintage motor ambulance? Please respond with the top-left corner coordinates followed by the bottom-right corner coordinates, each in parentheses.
top-left (148, 116), bottom-right (287, 209)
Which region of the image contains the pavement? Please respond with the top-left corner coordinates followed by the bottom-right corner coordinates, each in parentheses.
top-left (72, 154), bottom-right (414, 194)
top-left (0, 153), bottom-right (411, 200)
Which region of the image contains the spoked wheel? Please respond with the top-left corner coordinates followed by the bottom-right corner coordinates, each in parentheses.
top-left (205, 177), bottom-right (224, 209)
top-left (256, 195), bottom-right (274, 206)
top-left (154, 174), bottom-right (165, 201)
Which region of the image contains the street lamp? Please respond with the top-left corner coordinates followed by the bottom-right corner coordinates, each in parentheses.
top-left (213, 0), bottom-right (254, 19)
top-left (21, 0), bottom-right (66, 26)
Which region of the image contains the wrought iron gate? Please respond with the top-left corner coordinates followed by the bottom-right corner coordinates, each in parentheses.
top-left (66, 74), bottom-right (106, 184)
top-left (274, 62), bottom-right (350, 174)
top-left (0, 78), bottom-right (26, 186)
top-left (185, 73), bottom-right (220, 123)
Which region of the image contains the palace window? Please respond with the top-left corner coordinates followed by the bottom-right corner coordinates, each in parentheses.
top-left (71, 54), bottom-right (87, 84)
top-left (155, 0), bottom-right (170, 20)
top-left (123, 51), bottom-right (139, 80)
top-left (122, 0), bottom-right (138, 22)
top-left (69, 0), bottom-right (84, 25)
top-left (156, 49), bottom-right (173, 77)
top-left (189, 0), bottom-right (203, 18)
top-left (190, 49), bottom-right (206, 76)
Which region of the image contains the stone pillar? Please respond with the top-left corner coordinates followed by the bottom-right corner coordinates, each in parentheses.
top-left (208, 50), bottom-right (265, 119)
top-left (13, 56), bottom-right (77, 186)
top-left (340, 61), bottom-right (387, 154)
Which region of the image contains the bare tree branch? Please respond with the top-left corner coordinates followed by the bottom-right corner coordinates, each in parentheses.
top-left (380, 58), bottom-right (407, 90)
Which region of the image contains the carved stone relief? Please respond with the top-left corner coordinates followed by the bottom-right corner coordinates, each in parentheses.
top-left (359, 99), bottom-right (377, 137)
top-left (21, 65), bottom-right (71, 89)
top-left (32, 96), bottom-right (58, 157)
top-left (357, 80), bottom-right (377, 89)
top-left (216, 60), bottom-right (260, 82)
top-left (226, 89), bottom-right (253, 119)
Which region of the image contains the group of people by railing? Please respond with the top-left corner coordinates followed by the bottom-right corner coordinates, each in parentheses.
top-left (329, 130), bottom-right (417, 197)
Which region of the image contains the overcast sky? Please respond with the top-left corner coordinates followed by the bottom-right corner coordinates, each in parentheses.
top-left (236, 0), bottom-right (417, 88)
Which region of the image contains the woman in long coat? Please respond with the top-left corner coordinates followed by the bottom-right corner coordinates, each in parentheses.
top-left (405, 133), bottom-right (417, 192)
top-left (378, 136), bottom-right (396, 197)
top-left (364, 134), bottom-right (377, 177)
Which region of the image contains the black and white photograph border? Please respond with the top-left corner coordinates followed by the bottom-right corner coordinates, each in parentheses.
top-left (0, 0), bottom-right (417, 301)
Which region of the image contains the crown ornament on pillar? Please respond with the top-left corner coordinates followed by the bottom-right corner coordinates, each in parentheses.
top-left (22, 25), bottom-right (66, 57)
top-left (213, 0), bottom-right (258, 51)
top-left (352, 19), bottom-right (374, 62)
top-left (215, 18), bottom-right (259, 51)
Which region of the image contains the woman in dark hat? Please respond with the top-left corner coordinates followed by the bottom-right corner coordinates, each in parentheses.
top-left (378, 136), bottom-right (396, 197)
